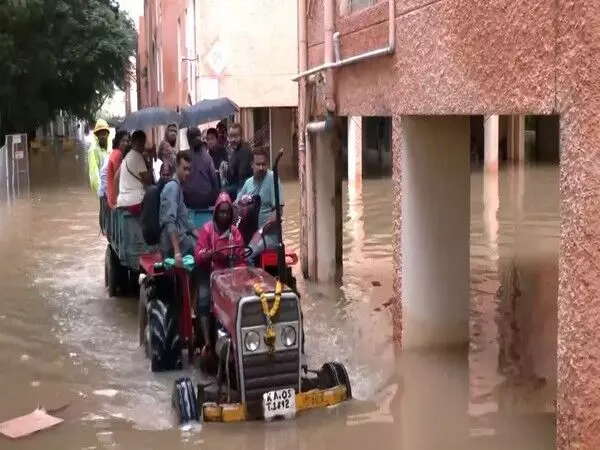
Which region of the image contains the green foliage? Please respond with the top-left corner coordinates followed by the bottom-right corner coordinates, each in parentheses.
top-left (0, 0), bottom-right (137, 134)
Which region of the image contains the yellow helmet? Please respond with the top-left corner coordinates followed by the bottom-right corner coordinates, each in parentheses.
top-left (93, 119), bottom-right (110, 134)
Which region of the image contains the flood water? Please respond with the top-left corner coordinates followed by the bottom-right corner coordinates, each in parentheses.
top-left (0, 160), bottom-right (557, 449)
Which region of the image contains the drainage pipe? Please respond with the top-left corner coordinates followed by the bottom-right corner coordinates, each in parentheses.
top-left (292, 0), bottom-right (396, 82)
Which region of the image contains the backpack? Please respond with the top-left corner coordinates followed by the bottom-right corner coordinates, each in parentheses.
top-left (140, 179), bottom-right (172, 246)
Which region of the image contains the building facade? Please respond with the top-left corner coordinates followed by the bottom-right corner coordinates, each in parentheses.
top-left (297, 0), bottom-right (598, 447)
top-left (137, 0), bottom-right (299, 176)
top-left (192, 0), bottom-right (299, 175)
top-left (137, 0), bottom-right (187, 144)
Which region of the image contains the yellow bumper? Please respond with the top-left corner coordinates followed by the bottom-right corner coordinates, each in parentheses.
top-left (202, 385), bottom-right (348, 422)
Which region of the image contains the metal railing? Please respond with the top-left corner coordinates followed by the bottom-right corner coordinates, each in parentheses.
top-left (247, 123), bottom-right (270, 150)
top-left (0, 134), bottom-right (30, 202)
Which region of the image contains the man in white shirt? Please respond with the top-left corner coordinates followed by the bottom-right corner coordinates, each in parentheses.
top-left (116, 130), bottom-right (153, 215)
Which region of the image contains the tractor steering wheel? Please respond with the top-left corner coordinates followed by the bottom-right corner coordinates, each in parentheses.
top-left (212, 244), bottom-right (253, 263)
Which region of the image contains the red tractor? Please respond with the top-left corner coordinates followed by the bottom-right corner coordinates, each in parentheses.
top-left (137, 150), bottom-right (352, 423)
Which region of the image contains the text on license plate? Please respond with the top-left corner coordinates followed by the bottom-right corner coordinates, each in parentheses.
top-left (262, 388), bottom-right (296, 420)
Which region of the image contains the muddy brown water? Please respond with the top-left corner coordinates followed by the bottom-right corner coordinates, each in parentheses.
top-left (0, 164), bottom-right (556, 449)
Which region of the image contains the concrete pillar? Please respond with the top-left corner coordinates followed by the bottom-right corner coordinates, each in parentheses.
top-left (348, 116), bottom-right (363, 190)
top-left (507, 115), bottom-right (525, 164)
top-left (310, 131), bottom-right (342, 281)
top-left (401, 116), bottom-right (470, 348)
top-left (484, 115), bottom-right (499, 172)
top-left (269, 107), bottom-right (295, 180)
top-left (306, 132), bottom-right (317, 279)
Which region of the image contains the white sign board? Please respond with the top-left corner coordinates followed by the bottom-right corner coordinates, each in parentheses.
top-left (14, 150), bottom-right (24, 160)
top-left (205, 39), bottom-right (229, 77)
top-left (12, 135), bottom-right (21, 144)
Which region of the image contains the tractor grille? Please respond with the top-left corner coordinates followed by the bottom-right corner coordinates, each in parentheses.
top-left (239, 296), bottom-right (299, 328)
top-left (242, 349), bottom-right (300, 403)
top-left (239, 294), bottom-right (301, 404)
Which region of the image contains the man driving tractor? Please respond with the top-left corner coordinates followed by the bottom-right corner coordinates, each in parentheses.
top-left (194, 191), bottom-right (247, 358)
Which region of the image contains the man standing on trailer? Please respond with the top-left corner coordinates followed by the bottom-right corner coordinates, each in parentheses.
top-left (88, 119), bottom-right (111, 194)
top-left (236, 147), bottom-right (284, 263)
top-left (223, 123), bottom-right (253, 199)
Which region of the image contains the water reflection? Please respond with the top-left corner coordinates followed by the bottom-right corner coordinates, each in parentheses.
top-left (469, 165), bottom-right (557, 445)
top-left (347, 179), bottom-right (365, 267)
top-left (483, 170), bottom-right (499, 263)
top-left (0, 162), bottom-right (558, 449)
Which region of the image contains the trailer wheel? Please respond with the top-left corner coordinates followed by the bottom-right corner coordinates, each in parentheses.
top-left (104, 253), bottom-right (109, 288)
top-left (127, 270), bottom-right (141, 297)
top-left (105, 245), bottom-right (120, 297)
top-left (172, 377), bottom-right (199, 424)
top-left (148, 296), bottom-right (182, 372)
top-left (138, 276), bottom-right (149, 351)
top-left (318, 362), bottom-right (352, 399)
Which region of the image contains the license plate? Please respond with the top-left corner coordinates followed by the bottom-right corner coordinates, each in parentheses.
top-left (262, 388), bottom-right (296, 421)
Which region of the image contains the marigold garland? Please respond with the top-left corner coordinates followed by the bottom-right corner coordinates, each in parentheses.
top-left (254, 281), bottom-right (282, 352)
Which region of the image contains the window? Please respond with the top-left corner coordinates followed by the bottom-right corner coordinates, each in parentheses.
top-left (177, 19), bottom-right (182, 83)
top-left (159, 46), bottom-right (164, 92)
top-left (154, 49), bottom-right (160, 93)
top-left (155, 46), bottom-right (163, 93)
top-left (186, 0), bottom-right (196, 101)
top-left (347, 0), bottom-right (376, 13)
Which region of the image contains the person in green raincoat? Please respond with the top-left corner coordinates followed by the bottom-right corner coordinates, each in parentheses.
top-left (88, 119), bottom-right (111, 194)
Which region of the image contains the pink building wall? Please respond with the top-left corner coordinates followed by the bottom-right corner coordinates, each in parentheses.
top-left (302, 0), bottom-right (600, 447)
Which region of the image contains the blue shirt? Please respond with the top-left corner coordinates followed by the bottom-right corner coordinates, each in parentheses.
top-left (159, 176), bottom-right (196, 254)
top-left (236, 170), bottom-right (284, 228)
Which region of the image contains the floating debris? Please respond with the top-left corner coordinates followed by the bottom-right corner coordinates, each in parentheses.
top-left (0, 408), bottom-right (63, 439)
top-left (92, 389), bottom-right (119, 398)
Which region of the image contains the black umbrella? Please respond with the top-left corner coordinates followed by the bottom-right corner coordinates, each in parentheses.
top-left (180, 97), bottom-right (239, 128)
top-left (120, 107), bottom-right (181, 131)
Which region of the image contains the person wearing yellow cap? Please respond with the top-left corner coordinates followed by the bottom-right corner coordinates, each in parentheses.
top-left (88, 119), bottom-right (111, 194)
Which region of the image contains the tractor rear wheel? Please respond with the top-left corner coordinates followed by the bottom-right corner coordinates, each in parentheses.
top-left (148, 296), bottom-right (182, 372)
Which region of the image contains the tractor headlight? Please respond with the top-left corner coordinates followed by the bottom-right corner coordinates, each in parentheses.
top-left (244, 330), bottom-right (260, 352)
top-left (281, 326), bottom-right (297, 347)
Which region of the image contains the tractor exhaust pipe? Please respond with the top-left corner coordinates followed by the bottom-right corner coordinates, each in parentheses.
top-left (272, 148), bottom-right (286, 283)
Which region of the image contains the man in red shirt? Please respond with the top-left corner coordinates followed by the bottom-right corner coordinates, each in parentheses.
top-left (106, 130), bottom-right (130, 209)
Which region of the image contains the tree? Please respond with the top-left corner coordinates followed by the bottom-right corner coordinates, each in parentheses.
top-left (0, 0), bottom-right (136, 136)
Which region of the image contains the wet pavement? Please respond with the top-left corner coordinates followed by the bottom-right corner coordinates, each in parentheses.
top-left (0, 165), bottom-right (556, 449)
